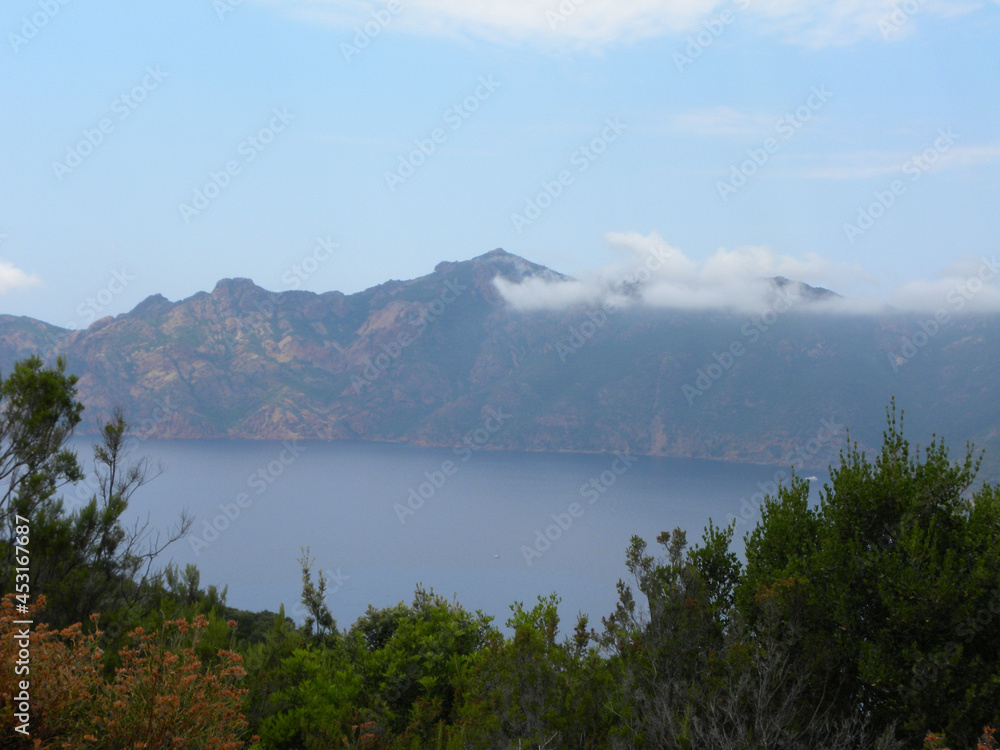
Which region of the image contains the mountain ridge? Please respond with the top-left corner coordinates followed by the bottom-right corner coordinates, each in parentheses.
top-left (1, 249), bottom-right (997, 478)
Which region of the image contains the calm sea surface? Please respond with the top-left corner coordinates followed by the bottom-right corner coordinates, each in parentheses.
top-left (67, 438), bottom-right (827, 631)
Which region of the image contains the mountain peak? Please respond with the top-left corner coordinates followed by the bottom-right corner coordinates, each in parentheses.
top-left (769, 275), bottom-right (840, 302)
top-left (129, 293), bottom-right (173, 319)
top-left (464, 248), bottom-right (517, 263)
top-left (468, 248), bottom-right (564, 282)
top-left (212, 277), bottom-right (261, 296)
top-left (1, 250), bottom-right (998, 478)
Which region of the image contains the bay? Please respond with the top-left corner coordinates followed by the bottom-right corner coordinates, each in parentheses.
top-left (66, 437), bottom-right (827, 630)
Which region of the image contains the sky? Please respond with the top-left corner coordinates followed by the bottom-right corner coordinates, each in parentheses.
top-left (1, 0), bottom-right (999, 328)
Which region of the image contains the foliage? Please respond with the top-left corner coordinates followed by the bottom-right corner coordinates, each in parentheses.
top-left (599, 525), bottom-right (739, 748)
top-left (0, 593), bottom-right (252, 749)
top-left (0, 356), bottom-right (83, 529)
top-left (2, 366), bottom-right (999, 750)
top-left (249, 584), bottom-right (493, 749)
top-left (253, 642), bottom-right (363, 750)
top-left (346, 585), bottom-right (494, 746)
top-left (924, 726), bottom-right (997, 750)
top-left (739, 402), bottom-right (1000, 746)
top-left (297, 547), bottom-right (337, 645)
top-left (457, 594), bottom-right (614, 749)
top-left (1, 375), bottom-right (190, 633)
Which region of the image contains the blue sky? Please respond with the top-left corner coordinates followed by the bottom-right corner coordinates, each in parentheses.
top-left (1, 0), bottom-right (998, 326)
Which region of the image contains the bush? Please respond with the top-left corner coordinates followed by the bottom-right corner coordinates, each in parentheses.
top-left (0, 593), bottom-right (253, 749)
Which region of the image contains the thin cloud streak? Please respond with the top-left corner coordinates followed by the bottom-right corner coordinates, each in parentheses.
top-left (805, 141), bottom-right (1000, 180)
top-left (255, 0), bottom-right (979, 48)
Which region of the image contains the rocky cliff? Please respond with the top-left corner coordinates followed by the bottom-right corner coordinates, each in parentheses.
top-left (2, 249), bottom-right (997, 476)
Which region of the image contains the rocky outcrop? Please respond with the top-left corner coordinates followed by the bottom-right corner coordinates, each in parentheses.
top-left (3, 249), bottom-right (998, 477)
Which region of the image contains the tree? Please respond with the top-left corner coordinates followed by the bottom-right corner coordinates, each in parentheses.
top-left (15, 407), bottom-right (190, 628)
top-left (0, 357), bottom-right (189, 632)
top-left (252, 642), bottom-right (363, 750)
top-left (298, 547), bottom-right (337, 644)
top-left (457, 594), bottom-right (613, 749)
top-left (347, 585), bottom-right (494, 743)
top-left (0, 355), bottom-right (83, 537)
top-left (598, 522), bottom-right (896, 750)
top-left (738, 403), bottom-right (1000, 746)
top-left (599, 525), bottom-right (740, 749)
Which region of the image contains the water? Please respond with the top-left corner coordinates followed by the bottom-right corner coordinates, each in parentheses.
top-left (66, 437), bottom-right (827, 631)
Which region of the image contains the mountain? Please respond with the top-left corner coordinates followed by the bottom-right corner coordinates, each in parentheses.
top-left (2, 248), bottom-right (998, 478)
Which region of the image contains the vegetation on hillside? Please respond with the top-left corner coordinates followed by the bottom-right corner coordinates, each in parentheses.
top-left (1, 357), bottom-right (998, 749)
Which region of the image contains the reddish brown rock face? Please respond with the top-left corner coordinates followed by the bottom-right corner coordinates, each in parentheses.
top-left (1, 250), bottom-right (998, 479)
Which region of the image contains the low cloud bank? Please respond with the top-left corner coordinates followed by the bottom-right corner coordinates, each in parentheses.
top-left (493, 231), bottom-right (1000, 316)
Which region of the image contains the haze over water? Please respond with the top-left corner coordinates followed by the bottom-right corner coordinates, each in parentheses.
top-left (70, 437), bottom-right (827, 628)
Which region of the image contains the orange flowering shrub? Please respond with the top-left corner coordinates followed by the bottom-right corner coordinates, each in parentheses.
top-left (0, 593), bottom-right (253, 749)
top-left (342, 720), bottom-right (380, 749)
top-left (924, 726), bottom-right (996, 750)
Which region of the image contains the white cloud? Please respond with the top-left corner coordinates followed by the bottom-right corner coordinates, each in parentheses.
top-left (880, 254), bottom-right (1000, 313)
top-left (260, 0), bottom-right (716, 46)
top-left (0, 261), bottom-right (40, 294)
top-left (494, 232), bottom-right (1000, 315)
top-left (256, 0), bottom-right (980, 48)
top-left (939, 142), bottom-right (1000, 168)
top-left (806, 140), bottom-right (1000, 180)
top-left (495, 231), bottom-right (872, 314)
top-left (0, 236), bottom-right (37, 295)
